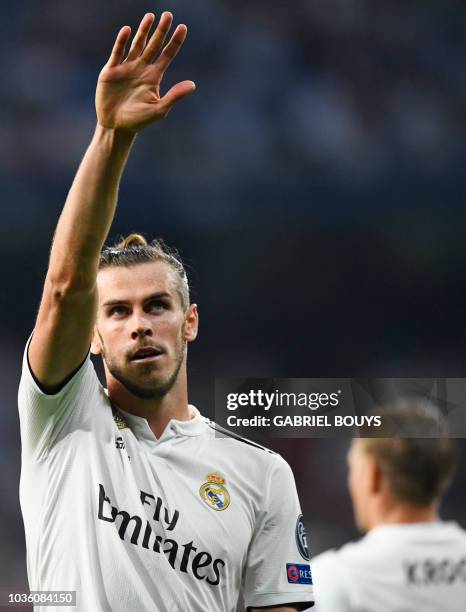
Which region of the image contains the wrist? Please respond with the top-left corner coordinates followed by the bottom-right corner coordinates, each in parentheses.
top-left (93, 123), bottom-right (137, 151)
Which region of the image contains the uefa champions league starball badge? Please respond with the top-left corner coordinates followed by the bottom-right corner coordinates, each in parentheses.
top-left (199, 472), bottom-right (231, 511)
top-left (295, 514), bottom-right (310, 560)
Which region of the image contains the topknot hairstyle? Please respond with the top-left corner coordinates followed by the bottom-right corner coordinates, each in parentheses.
top-left (99, 233), bottom-right (190, 310)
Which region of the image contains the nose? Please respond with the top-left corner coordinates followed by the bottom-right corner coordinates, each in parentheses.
top-left (130, 314), bottom-right (153, 340)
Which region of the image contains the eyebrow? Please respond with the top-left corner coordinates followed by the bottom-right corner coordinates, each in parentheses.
top-left (102, 292), bottom-right (172, 307)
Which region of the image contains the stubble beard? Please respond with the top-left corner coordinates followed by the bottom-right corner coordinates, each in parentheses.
top-left (104, 342), bottom-right (186, 400)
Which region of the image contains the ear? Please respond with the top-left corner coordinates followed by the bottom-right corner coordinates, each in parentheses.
top-left (183, 304), bottom-right (199, 342)
top-left (367, 455), bottom-right (383, 496)
top-left (90, 326), bottom-right (103, 356)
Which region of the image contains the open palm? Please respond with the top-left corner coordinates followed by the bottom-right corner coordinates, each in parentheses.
top-left (96, 12), bottom-right (195, 132)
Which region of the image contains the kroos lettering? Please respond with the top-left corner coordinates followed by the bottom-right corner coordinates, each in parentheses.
top-left (405, 558), bottom-right (466, 585)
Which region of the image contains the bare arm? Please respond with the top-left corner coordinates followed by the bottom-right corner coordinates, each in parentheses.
top-left (28, 12), bottom-right (195, 390)
top-left (249, 607), bottom-right (303, 611)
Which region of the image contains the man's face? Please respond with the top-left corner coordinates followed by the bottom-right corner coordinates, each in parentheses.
top-left (347, 440), bottom-right (372, 532)
top-left (92, 261), bottom-right (198, 399)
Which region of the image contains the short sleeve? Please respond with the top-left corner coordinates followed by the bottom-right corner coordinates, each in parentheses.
top-left (18, 332), bottom-right (98, 462)
top-left (242, 453), bottom-right (315, 610)
top-left (309, 551), bottom-right (351, 612)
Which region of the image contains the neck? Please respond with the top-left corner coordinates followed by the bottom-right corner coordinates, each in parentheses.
top-left (370, 502), bottom-right (438, 530)
top-left (106, 366), bottom-right (191, 439)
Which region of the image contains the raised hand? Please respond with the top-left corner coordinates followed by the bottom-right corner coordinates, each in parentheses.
top-left (96, 12), bottom-right (195, 132)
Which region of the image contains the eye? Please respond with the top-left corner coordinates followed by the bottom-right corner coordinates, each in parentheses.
top-left (110, 305), bottom-right (129, 317)
top-left (148, 300), bottom-right (167, 312)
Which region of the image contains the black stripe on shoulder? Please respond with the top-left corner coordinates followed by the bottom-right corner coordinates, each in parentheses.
top-left (207, 421), bottom-right (276, 455)
top-left (27, 341), bottom-right (90, 396)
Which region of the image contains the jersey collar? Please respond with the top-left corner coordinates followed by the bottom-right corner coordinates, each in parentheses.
top-left (366, 521), bottom-right (460, 540)
top-left (107, 394), bottom-right (207, 442)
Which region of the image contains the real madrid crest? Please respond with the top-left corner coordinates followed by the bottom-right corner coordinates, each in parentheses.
top-left (199, 472), bottom-right (230, 511)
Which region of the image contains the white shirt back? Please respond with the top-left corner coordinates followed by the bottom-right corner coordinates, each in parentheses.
top-left (309, 521), bottom-right (466, 612)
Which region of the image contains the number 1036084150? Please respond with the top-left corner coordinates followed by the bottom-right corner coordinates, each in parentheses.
top-left (2, 591), bottom-right (76, 606)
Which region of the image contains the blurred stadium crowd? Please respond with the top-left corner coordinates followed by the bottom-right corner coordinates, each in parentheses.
top-left (0, 0), bottom-right (465, 605)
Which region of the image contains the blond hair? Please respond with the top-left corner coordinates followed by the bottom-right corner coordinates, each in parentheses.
top-left (99, 233), bottom-right (190, 310)
top-left (359, 399), bottom-right (457, 506)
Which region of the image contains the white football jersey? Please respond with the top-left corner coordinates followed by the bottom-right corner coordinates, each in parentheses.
top-left (308, 521), bottom-right (466, 612)
top-left (18, 335), bottom-right (314, 612)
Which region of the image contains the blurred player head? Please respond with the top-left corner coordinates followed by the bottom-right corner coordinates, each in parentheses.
top-left (91, 234), bottom-right (198, 399)
top-left (347, 399), bottom-right (457, 533)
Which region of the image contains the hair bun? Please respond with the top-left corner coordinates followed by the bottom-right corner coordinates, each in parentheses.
top-left (115, 233), bottom-right (148, 250)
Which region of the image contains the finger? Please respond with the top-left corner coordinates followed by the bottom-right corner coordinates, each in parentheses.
top-left (126, 13), bottom-right (155, 61)
top-left (140, 11), bottom-right (173, 64)
top-left (107, 26), bottom-right (131, 67)
top-left (154, 24), bottom-right (188, 75)
top-left (159, 80), bottom-right (196, 114)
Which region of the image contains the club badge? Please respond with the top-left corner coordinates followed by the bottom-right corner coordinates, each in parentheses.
top-left (199, 472), bottom-right (230, 511)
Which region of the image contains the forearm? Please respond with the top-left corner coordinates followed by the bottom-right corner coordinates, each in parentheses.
top-left (250, 606), bottom-right (298, 612)
top-left (47, 124), bottom-right (136, 287)
top-left (249, 607), bottom-right (302, 611)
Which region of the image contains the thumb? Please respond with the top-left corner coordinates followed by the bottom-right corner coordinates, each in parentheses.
top-left (160, 80), bottom-right (196, 113)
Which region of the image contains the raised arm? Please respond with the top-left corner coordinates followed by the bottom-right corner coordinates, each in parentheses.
top-left (28, 12), bottom-right (195, 391)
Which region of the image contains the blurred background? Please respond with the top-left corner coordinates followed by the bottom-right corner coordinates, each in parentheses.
top-left (1, 0), bottom-right (465, 608)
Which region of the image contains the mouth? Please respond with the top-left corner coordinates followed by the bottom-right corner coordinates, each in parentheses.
top-left (130, 346), bottom-right (164, 362)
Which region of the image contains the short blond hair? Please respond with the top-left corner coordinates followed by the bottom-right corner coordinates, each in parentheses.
top-left (359, 399), bottom-right (457, 506)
